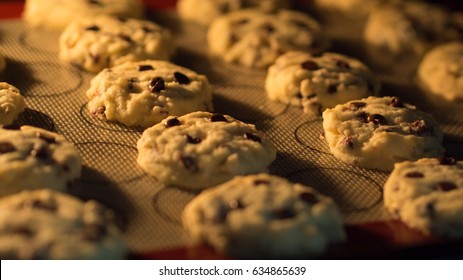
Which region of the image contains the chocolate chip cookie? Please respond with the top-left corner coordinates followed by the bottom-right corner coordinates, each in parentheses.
top-left (137, 112), bottom-right (277, 190)
top-left (183, 173), bottom-right (346, 258)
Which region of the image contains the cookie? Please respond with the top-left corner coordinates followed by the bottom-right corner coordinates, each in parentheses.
top-left (59, 15), bottom-right (174, 73)
top-left (182, 173), bottom-right (346, 258)
top-left (86, 60), bottom-right (213, 128)
top-left (0, 125), bottom-right (82, 197)
top-left (265, 51), bottom-right (380, 115)
top-left (363, 2), bottom-right (463, 55)
top-left (384, 157), bottom-right (463, 237)
top-left (177, 0), bottom-right (290, 26)
top-left (322, 96), bottom-right (445, 171)
top-left (22, 0), bottom-right (145, 30)
top-left (207, 9), bottom-right (329, 69)
top-left (417, 42), bottom-right (463, 102)
top-left (0, 189), bottom-right (126, 259)
top-left (137, 112), bottom-right (277, 190)
top-left (0, 83), bottom-right (26, 126)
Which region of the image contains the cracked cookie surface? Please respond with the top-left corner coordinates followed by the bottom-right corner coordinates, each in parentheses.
top-left (59, 15), bottom-right (174, 73)
top-left (266, 51), bottom-right (379, 115)
top-left (137, 112), bottom-right (276, 190)
top-left (207, 9), bottom-right (329, 69)
top-left (384, 157), bottom-right (463, 238)
top-left (0, 125), bottom-right (81, 196)
top-left (86, 60), bottom-right (213, 128)
top-left (0, 189), bottom-right (126, 259)
top-left (322, 96), bottom-right (444, 171)
top-left (183, 173), bottom-right (345, 258)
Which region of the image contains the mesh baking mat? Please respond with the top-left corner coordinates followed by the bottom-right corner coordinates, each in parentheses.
top-left (0, 9), bottom-right (462, 256)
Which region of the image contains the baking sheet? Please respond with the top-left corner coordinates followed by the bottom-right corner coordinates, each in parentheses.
top-left (0, 8), bottom-right (462, 257)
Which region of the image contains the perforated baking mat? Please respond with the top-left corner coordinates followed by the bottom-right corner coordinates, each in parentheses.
top-left (1, 8), bottom-right (462, 259)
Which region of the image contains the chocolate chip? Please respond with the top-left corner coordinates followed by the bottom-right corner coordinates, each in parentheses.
top-left (149, 77), bottom-right (165, 93)
top-left (118, 34), bottom-right (132, 43)
top-left (93, 106), bottom-right (106, 120)
top-left (327, 84), bottom-right (337, 94)
top-left (142, 26), bottom-right (154, 33)
top-left (390, 97), bottom-right (404, 108)
top-left (235, 18), bottom-right (249, 25)
top-left (164, 118), bottom-right (181, 128)
top-left (335, 59), bottom-right (350, 69)
top-left (306, 93), bottom-right (317, 99)
top-left (218, 2), bottom-right (230, 13)
top-left (229, 200), bottom-right (244, 209)
top-left (291, 20), bottom-right (309, 29)
top-left (31, 146), bottom-right (50, 160)
top-left (275, 209), bottom-right (296, 219)
top-left (368, 114), bottom-right (387, 125)
top-left (211, 206), bottom-right (228, 223)
top-left (262, 24), bottom-right (275, 33)
top-left (342, 136), bottom-right (354, 149)
top-left (405, 172), bottom-right (424, 178)
top-left (180, 155), bottom-right (198, 172)
top-left (438, 157), bottom-right (457, 166)
top-left (300, 192), bottom-right (319, 205)
top-left (20, 199), bottom-right (57, 212)
top-left (2, 124), bottom-right (20, 130)
top-left (436, 181), bottom-right (458, 192)
top-left (138, 65), bottom-right (154, 71)
top-left (349, 102), bottom-right (366, 110)
top-left (85, 25), bottom-right (100, 31)
top-left (185, 135), bottom-right (201, 144)
top-left (87, 0), bottom-right (102, 6)
top-left (244, 132), bottom-right (261, 143)
top-left (82, 224), bottom-right (107, 241)
top-left (357, 112), bottom-right (369, 123)
top-left (173, 72), bottom-right (190, 85)
top-left (36, 133), bottom-right (56, 144)
top-left (127, 78), bottom-right (138, 90)
top-left (11, 227), bottom-right (34, 237)
top-left (0, 142), bottom-right (16, 154)
top-left (229, 33), bottom-right (238, 43)
top-left (116, 16), bottom-right (127, 22)
top-left (409, 120), bottom-right (430, 136)
top-left (253, 179), bottom-right (270, 185)
top-left (301, 60), bottom-right (319, 71)
top-left (210, 113), bottom-right (228, 123)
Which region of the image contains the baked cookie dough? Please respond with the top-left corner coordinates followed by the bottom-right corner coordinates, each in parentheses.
top-left (384, 157), bottom-right (463, 238)
top-left (417, 42), bottom-right (463, 101)
top-left (0, 83), bottom-right (26, 126)
top-left (86, 60), bottom-right (213, 128)
top-left (322, 96), bottom-right (445, 171)
top-left (137, 112), bottom-right (277, 190)
top-left (265, 51), bottom-right (380, 115)
top-left (0, 189), bottom-right (126, 259)
top-left (177, 0), bottom-right (290, 26)
top-left (207, 9), bottom-right (329, 69)
top-left (22, 0), bottom-right (145, 30)
top-left (183, 173), bottom-right (346, 258)
top-left (59, 15), bottom-right (174, 73)
top-left (363, 1), bottom-right (463, 55)
top-left (0, 125), bottom-right (82, 197)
